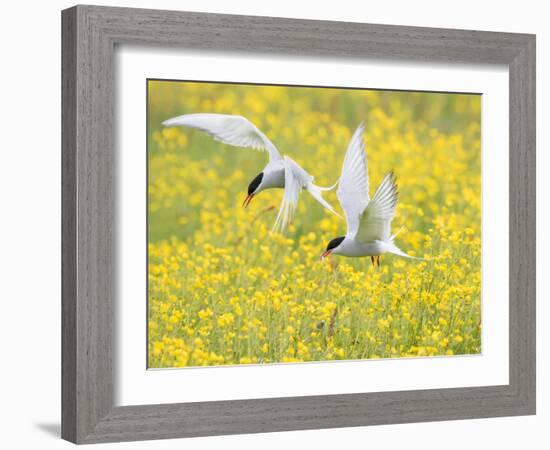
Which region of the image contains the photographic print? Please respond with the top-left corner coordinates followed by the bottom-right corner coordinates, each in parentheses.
top-left (147, 80), bottom-right (481, 368)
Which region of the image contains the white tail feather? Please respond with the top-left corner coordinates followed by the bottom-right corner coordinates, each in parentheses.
top-left (306, 184), bottom-right (341, 218)
top-left (390, 226), bottom-right (404, 241)
top-left (317, 178), bottom-right (340, 191)
top-left (385, 241), bottom-right (423, 260)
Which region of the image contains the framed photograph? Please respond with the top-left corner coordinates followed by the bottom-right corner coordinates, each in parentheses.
top-left (62, 5), bottom-right (536, 444)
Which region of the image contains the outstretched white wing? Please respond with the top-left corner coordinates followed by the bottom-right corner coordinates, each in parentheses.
top-left (336, 124), bottom-right (370, 237)
top-left (272, 157), bottom-right (340, 233)
top-left (356, 172), bottom-right (399, 243)
top-left (162, 113), bottom-right (282, 162)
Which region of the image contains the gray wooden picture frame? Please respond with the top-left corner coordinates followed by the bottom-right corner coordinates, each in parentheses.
top-left (61, 4), bottom-right (536, 444)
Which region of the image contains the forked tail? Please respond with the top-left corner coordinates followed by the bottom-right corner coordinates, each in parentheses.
top-left (307, 183), bottom-right (341, 218)
top-left (385, 234), bottom-right (424, 260)
top-left (317, 178), bottom-right (340, 191)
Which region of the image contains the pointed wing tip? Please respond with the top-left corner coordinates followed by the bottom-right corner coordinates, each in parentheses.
top-left (354, 122), bottom-right (366, 137)
top-left (162, 118), bottom-right (177, 127)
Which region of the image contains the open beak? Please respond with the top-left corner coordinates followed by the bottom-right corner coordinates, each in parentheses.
top-left (320, 250), bottom-right (332, 260)
top-left (242, 194), bottom-right (255, 208)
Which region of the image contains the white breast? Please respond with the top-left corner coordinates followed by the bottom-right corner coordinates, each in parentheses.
top-left (337, 238), bottom-right (387, 257)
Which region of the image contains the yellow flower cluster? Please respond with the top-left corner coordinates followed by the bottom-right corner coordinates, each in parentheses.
top-left (147, 80), bottom-right (481, 367)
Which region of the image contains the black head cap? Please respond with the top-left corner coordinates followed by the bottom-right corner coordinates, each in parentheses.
top-left (248, 172), bottom-right (264, 195)
top-left (326, 236), bottom-right (345, 251)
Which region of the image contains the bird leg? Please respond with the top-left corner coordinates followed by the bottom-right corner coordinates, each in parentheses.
top-left (371, 256), bottom-right (375, 267)
top-left (376, 256), bottom-right (380, 267)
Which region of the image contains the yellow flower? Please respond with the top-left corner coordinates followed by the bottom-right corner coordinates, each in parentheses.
top-left (217, 313), bottom-right (235, 328)
top-left (198, 308), bottom-right (213, 320)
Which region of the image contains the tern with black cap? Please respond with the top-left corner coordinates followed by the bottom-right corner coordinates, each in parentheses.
top-left (321, 123), bottom-right (423, 266)
top-left (163, 113), bottom-right (340, 233)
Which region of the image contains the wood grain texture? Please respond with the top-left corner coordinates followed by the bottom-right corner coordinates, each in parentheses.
top-left (61, 4), bottom-right (536, 444)
top-left (508, 36), bottom-right (536, 408)
top-left (61, 6), bottom-right (77, 443)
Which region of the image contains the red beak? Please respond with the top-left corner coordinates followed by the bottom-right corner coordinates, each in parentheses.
top-left (320, 250), bottom-right (332, 260)
top-left (242, 194), bottom-right (254, 208)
